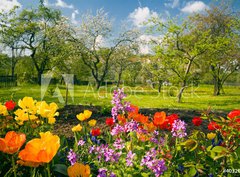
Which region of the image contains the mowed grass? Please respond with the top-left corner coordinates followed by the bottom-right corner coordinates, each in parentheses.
top-left (0, 84), bottom-right (239, 111)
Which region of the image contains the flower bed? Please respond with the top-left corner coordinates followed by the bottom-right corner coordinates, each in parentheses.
top-left (0, 89), bottom-right (239, 177)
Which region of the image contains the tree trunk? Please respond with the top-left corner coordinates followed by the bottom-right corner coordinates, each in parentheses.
top-left (11, 64), bottom-right (15, 78)
top-left (11, 48), bottom-right (15, 79)
top-left (117, 71), bottom-right (122, 87)
top-left (158, 80), bottom-right (163, 93)
top-left (177, 81), bottom-right (187, 103)
top-left (37, 71), bottom-right (43, 85)
top-left (96, 80), bottom-right (101, 90)
top-left (213, 76), bottom-right (221, 96)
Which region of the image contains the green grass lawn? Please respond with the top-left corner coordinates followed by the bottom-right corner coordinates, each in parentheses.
top-left (0, 84), bottom-right (239, 111)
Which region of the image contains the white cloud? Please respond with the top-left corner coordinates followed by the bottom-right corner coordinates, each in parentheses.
top-left (0, 0), bottom-right (21, 12)
top-left (71, 9), bottom-right (79, 25)
top-left (138, 35), bottom-right (162, 54)
top-left (43, 0), bottom-right (49, 6)
top-left (55, 0), bottom-right (74, 9)
top-left (164, 0), bottom-right (180, 9)
top-left (128, 7), bottom-right (158, 27)
top-left (181, 1), bottom-right (209, 13)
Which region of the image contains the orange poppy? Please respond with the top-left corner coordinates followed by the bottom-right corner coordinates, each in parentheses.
top-left (68, 162), bottom-right (90, 177)
top-left (0, 131), bottom-right (26, 154)
top-left (18, 131), bottom-right (60, 167)
top-left (153, 112), bottom-right (166, 127)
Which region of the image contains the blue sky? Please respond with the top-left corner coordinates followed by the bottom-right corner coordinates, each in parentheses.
top-left (1, 0), bottom-right (239, 28)
top-left (0, 0), bottom-right (239, 54)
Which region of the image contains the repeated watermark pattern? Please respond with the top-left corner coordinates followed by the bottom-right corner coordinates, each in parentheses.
top-left (41, 74), bottom-right (201, 104)
top-left (41, 74), bottom-right (74, 104)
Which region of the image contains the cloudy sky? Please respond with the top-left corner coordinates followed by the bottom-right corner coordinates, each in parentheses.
top-left (0, 0), bottom-right (239, 54)
top-left (1, 0), bottom-right (239, 26)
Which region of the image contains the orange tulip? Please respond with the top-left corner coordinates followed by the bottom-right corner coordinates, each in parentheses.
top-left (68, 163), bottom-right (90, 177)
top-left (144, 122), bottom-right (157, 132)
top-left (153, 112), bottom-right (166, 127)
top-left (139, 114), bottom-right (149, 124)
top-left (137, 132), bottom-right (149, 142)
top-left (18, 131), bottom-right (60, 167)
top-left (0, 131), bottom-right (26, 154)
top-left (117, 114), bottom-right (126, 125)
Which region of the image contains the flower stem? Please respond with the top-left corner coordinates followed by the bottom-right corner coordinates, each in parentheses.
top-left (47, 163), bottom-right (51, 177)
top-left (32, 168), bottom-right (36, 177)
top-left (11, 156), bottom-right (17, 177)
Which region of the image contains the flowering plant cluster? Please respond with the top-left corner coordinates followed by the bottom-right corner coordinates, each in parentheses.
top-left (0, 97), bottom-right (61, 176)
top-left (0, 90), bottom-right (239, 177)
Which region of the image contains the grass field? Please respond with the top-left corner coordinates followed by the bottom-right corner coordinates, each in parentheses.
top-left (0, 84), bottom-right (239, 111)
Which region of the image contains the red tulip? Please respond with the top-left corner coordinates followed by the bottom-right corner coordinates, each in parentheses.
top-left (208, 121), bottom-right (221, 131)
top-left (105, 118), bottom-right (114, 127)
top-left (228, 110), bottom-right (240, 119)
top-left (91, 128), bottom-right (101, 136)
top-left (5, 100), bottom-right (16, 111)
top-left (192, 117), bottom-right (202, 126)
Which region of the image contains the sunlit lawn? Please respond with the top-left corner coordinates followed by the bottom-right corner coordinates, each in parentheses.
top-left (0, 84), bottom-right (239, 111)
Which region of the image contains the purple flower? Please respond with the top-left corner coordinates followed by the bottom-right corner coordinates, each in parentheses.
top-left (150, 137), bottom-right (159, 144)
top-left (89, 146), bottom-right (95, 153)
top-left (67, 149), bottom-right (77, 165)
top-left (113, 138), bottom-right (125, 150)
top-left (141, 149), bottom-right (167, 177)
top-left (111, 88), bottom-right (133, 122)
top-left (124, 120), bottom-right (139, 132)
top-left (90, 144), bottom-right (121, 163)
top-left (126, 151), bottom-right (136, 167)
top-left (150, 137), bottom-right (165, 145)
top-left (124, 101), bottom-right (133, 112)
top-left (141, 148), bottom-right (157, 166)
top-left (110, 172), bottom-right (116, 177)
top-left (171, 119), bottom-right (187, 138)
top-left (153, 130), bottom-right (159, 136)
top-left (97, 168), bottom-right (108, 177)
top-left (151, 159), bottom-right (167, 177)
top-left (104, 148), bottom-right (115, 162)
top-left (112, 151), bottom-right (122, 162)
top-left (78, 139), bottom-right (85, 146)
top-left (111, 124), bottom-right (124, 136)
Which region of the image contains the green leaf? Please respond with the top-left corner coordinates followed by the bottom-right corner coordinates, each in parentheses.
top-left (211, 146), bottom-right (228, 153)
top-left (180, 139), bottom-right (198, 151)
top-left (141, 172), bottom-right (151, 177)
top-left (188, 167), bottom-right (197, 176)
top-left (209, 146), bottom-right (228, 160)
top-left (53, 164), bottom-right (68, 176)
